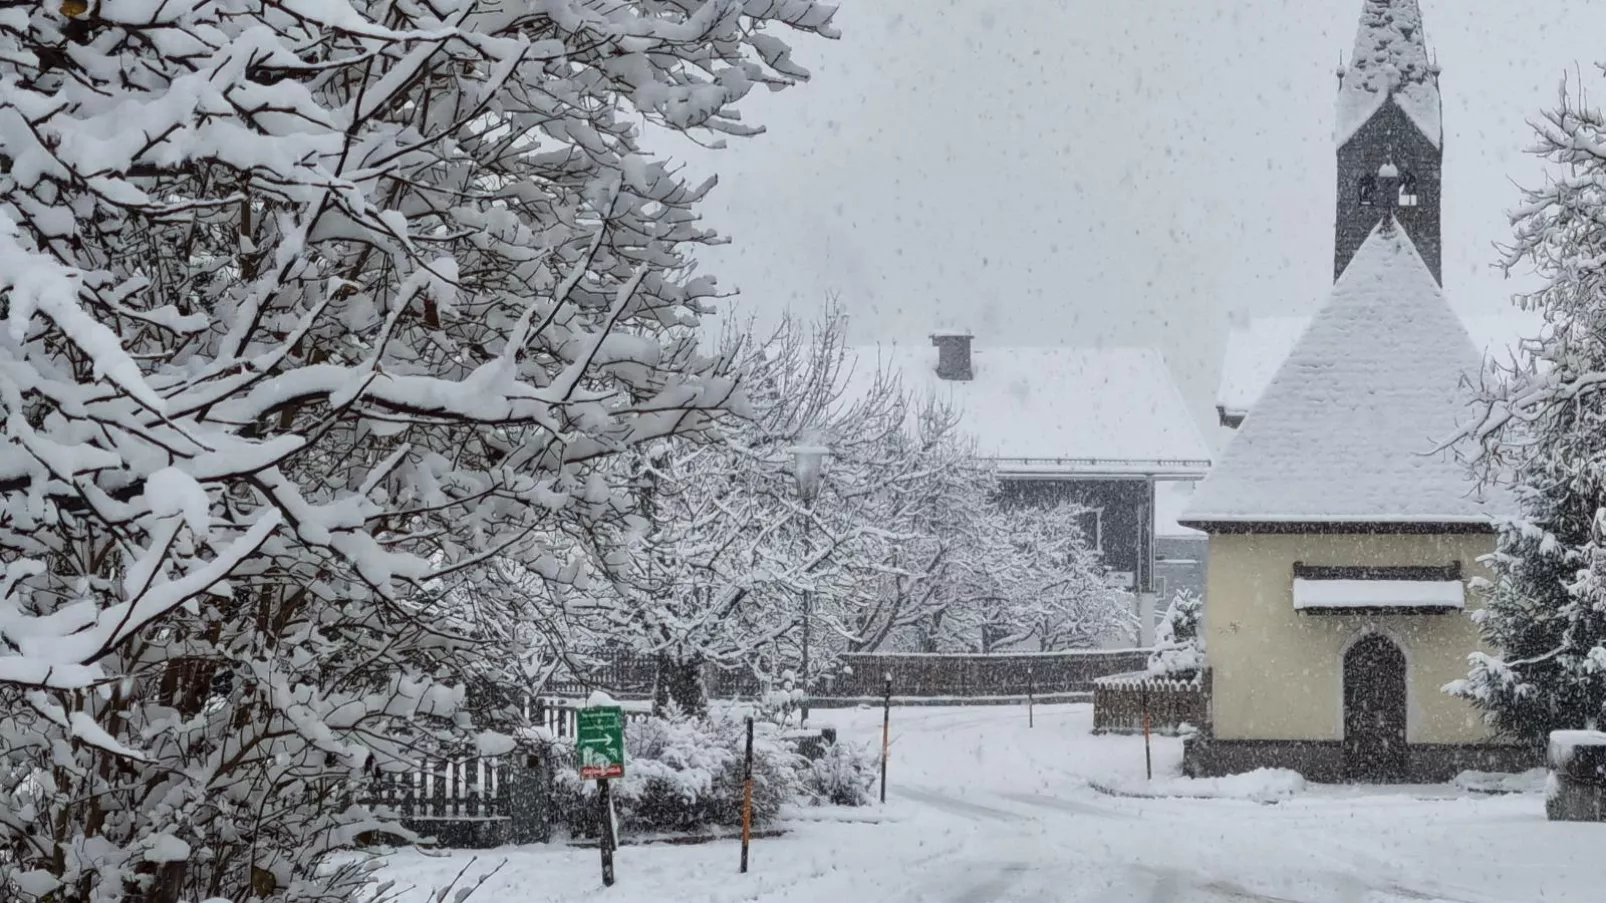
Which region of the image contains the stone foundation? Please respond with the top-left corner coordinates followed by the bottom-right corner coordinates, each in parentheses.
top-left (1184, 736), bottom-right (1539, 784)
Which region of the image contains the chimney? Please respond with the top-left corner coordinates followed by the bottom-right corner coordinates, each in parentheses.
top-left (931, 331), bottom-right (973, 381)
top-left (1375, 162), bottom-right (1400, 224)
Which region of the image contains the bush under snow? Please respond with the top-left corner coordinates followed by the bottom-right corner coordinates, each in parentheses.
top-left (799, 738), bottom-right (880, 807)
top-left (549, 707), bottom-right (879, 837)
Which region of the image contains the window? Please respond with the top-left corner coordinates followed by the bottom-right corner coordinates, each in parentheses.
top-left (1357, 174), bottom-right (1377, 206)
top-left (1076, 508), bottom-right (1103, 551)
top-left (1398, 173), bottom-right (1419, 207)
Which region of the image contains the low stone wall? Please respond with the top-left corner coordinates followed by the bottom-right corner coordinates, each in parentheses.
top-left (811, 691), bottom-right (1090, 709)
top-left (1547, 730), bottom-right (1606, 822)
top-left (828, 649), bottom-right (1150, 698)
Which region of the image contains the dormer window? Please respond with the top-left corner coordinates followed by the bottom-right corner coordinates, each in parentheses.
top-left (1358, 175), bottom-right (1377, 207)
top-left (1398, 173), bottom-right (1420, 207)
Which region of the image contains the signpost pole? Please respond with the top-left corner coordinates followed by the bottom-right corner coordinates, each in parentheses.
top-left (598, 777), bottom-right (616, 887)
top-left (879, 673), bottom-right (891, 804)
top-left (577, 702), bottom-right (626, 888)
top-left (739, 716), bottom-right (755, 873)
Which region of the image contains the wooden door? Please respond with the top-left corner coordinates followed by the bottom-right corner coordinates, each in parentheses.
top-left (1343, 633), bottom-right (1408, 782)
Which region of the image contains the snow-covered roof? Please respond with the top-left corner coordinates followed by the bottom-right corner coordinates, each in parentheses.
top-left (1217, 309), bottom-right (1540, 424)
top-left (1154, 481), bottom-right (1204, 538)
top-left (843, 344), bottom-right (1212, 477)
top-left (1216, 316), bottom-right (1310, 424)
top-left (1292, 578), bottom-right (1464, 611)
top-left (1184, 220), bottom-right (1515, 527)
top-left (1336, 0), bottom-right (1441, 149)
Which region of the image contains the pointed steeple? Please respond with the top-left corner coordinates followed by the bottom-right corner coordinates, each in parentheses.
top-left (1336, 0), bottom-right (1441, 149)
top-left (1333, 0), bottom-right (1443, 285)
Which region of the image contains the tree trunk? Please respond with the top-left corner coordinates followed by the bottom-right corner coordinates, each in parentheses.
top-left (653, 651), bottom-right (708, 718)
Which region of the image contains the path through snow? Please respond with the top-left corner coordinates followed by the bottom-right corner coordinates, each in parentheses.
top-left (379, 704), bottom-right (1595, 902)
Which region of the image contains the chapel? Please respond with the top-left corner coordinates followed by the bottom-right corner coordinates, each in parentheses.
top-left (1179, 0), bottom-right (1533, 782)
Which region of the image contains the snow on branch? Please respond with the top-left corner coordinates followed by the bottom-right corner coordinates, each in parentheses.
top-left (0, 1), bottom-right (836, 899)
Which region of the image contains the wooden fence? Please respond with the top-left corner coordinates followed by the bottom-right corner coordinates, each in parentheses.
top-left (531, 696), bottom-right (653, 739)
top-left (365, 756), bottom-right (513, 847)
top-left (361, 699), bottom-right (653, 848)
top-left (825, 649), bottom-right (1151, 699)
top-left (1091, 671), bottom-right (1207, 735)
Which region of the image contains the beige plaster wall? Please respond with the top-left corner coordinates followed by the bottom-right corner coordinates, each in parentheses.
top-left (1204, 532), bottom-right (1496, 745)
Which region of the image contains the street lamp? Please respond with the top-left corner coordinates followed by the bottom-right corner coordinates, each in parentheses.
top-left (789, 442), bottom-right (830, 726)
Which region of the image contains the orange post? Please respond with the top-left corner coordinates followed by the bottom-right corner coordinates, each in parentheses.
top-left (739, 717), bottom-right (754, 873)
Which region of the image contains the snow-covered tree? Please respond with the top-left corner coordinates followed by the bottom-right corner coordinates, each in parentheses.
top-left (1147, 589), bottom-right (1204, 679)
top-left (588, 308), bottom-right (949, 714)
top-left (0, 2), bottom-right (835, 901)
top-left (829, 397), bottom-right (1000, 654)
top-left (1450, 72), bottom-right (1606, 743)
top-left (904, 498), bottom-right (1125, 654)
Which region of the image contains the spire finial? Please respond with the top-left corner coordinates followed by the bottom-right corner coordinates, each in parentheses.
top-left (1335, 0), bottom-right (1442, 150)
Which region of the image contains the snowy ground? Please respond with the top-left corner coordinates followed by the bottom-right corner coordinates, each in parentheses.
top-left (378, 704), bottom-right (1596, 902)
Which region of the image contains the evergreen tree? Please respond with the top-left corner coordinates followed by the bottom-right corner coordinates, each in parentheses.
top-left (1451, 72), bottom-right (1606, 743)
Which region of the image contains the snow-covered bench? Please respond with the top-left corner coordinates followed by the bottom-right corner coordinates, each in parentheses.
top-left (1546, 730), bottom-right (1606, 822)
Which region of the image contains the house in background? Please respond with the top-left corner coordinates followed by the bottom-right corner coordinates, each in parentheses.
top-left (850, 333), bottom-right (1212, 648)
top-left (1181, 0), bottom-right (1535, 783)
top-left (1153, 480), bottom-right (1207, 615)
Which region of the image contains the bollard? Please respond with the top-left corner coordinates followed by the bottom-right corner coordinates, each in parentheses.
top-left (739, 717), bottom-right (754, 873)
top-left (1027, 666), bottom-right (1035, 729)
top-left (1142, 685), bottom-right (1153, 781)
top-left (880, 673), bottom-right (892, 804)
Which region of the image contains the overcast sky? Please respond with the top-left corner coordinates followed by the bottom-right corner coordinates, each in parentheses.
top-left (664, 0), bottom-right (1606, 448)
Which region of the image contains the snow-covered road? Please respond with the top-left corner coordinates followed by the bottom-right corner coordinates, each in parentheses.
top-left (380, 705), bottom-right (1597, 902)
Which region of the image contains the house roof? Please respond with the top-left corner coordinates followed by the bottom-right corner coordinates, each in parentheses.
top-left (843, 344), bottom-right (1212, 478)
top-left (1184, 219), bottom-right (1515, 527)
top-left (1217, 316), bottom-right (1311, 425)
top-left (1217, 308), bottom-right (1540, 425)
top-left (1336, 0), bottom-right (1441, 149)
top-left (1155, 480), bottom-right (1204, 538)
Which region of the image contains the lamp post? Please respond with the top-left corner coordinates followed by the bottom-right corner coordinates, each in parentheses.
top-left (789, 443), bottom-right (829, 727)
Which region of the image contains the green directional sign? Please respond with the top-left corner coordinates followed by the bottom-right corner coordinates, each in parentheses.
top-left (577, 706), bottom-right (625, 780)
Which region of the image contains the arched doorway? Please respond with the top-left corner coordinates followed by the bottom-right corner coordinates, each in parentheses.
top-left (1343, 633), bottom-right (1408, 782)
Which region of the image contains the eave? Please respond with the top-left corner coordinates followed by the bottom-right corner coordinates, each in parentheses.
top-left (1177, 518), bottom-right (1496, 535)
top-left (993, 456), bottom-right (1211, 481)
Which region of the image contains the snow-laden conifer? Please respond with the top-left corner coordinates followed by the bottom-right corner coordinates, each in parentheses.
top-left (1451, 72), bottom-right (1606, 743)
